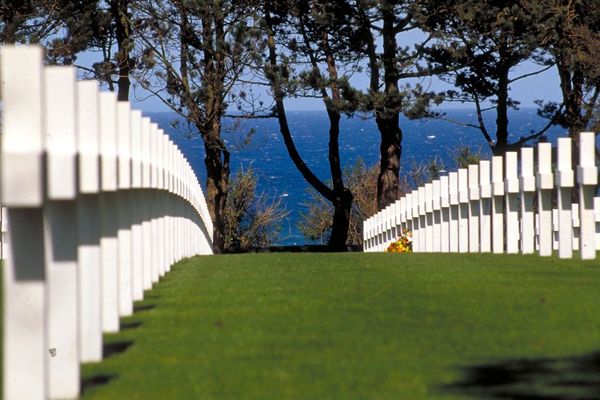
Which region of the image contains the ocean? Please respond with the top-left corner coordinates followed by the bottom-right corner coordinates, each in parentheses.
top-left (148, 109), bottom-right (568, 245)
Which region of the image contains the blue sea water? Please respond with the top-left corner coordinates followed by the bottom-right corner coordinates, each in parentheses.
top-left (148, 109), bottom-right (567, 245)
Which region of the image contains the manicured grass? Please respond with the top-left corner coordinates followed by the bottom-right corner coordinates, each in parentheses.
top-left (79, 253), bottom-right (600, 399)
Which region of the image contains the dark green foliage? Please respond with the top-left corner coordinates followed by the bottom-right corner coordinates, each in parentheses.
top-left (0, 0), bottom-right (132, 97)
top-left (0, 0), bottom-right (52, 44)
top-left (265, 0), bottom-right (365, 114)
top-left (0, 0), bottom-right (101, 64)
top-left (45, 1), bottom-right (105, 66)
top-left (535, 0), bottom-right (600, 137)
top-left (414, 0), bottom-right (557, 152)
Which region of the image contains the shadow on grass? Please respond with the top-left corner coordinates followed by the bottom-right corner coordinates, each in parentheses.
top-left (441, 351), bottom-right (600, 399)
top-left (81, 374), bottom-right (117, 395)
top-left (133, 303), bottom-right (156, 312)
top-left (103, 340), bottom-right (134, 359)
top-left (121, 321), bottom-right (143, 330)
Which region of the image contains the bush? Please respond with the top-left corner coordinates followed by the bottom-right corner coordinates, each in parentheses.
top-left (223, 168), bottom-right (288, 251)
top-left (298, 146), bottom-right (486, 246)
top-left (403, 155), bottom-right (446, 188)
top-left (454, 146), bottom-right (484, 168)
top-left (298, 159), bottom-right (380, 246)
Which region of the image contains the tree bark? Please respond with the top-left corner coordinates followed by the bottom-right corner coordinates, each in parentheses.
top-left (375, 5), bottom-right (402, 210)
top-left (324, 108), bottom-right (351, 250)
top-left (110, 0), bottom-right (131, 101)
top-left (376, 115), bottom-right (402, 209)
top-left (556, 62), bottom-right (584, 202)
top-left (199, 7), bottom-right (229, 254)
top-left (203, 138), bottom-right (229, 254)
top-left (329, 187), bottom-right (353, 250)
top-left (323, 31), bottom-right (352, 251)
top-left (557, 63), bottom-right (586, 138)
top-left (494, 63), bottom-right (510, 153)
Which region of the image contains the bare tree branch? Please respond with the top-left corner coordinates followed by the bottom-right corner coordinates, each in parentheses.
top-left (508, 64), bottom-right (554, 84)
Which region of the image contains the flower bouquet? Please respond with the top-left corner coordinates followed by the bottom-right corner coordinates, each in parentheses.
top-left (386, 229), bottom-right (413, 253)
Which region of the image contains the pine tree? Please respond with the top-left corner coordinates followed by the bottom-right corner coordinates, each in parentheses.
top-left (355, 0), bottom-right (442, 209)
top-left (132, 0), bottom-right (263, 252)
top-left (537, 0), bottom-right (600, 138)
top-left (415, 0), bottom-right (557, 153)
top-left (263, 0), bottom-right (365, 250)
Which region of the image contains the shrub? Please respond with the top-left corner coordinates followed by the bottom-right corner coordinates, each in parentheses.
top-left (223, 167), bottom-right (288, 251)
top-left (454, 146), bottom-right (484, 168)
top-left (298, 146), bottom-right (486, 247)
top-left (298, 159), bottom-right (380, 246)
top-left (403, 155), bottom-right (446, 188)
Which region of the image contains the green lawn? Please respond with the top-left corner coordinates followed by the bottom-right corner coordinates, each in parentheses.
top-left (78, 253), bottom-right (600, 399)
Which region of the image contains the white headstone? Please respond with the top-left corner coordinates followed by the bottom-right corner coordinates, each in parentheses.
top-left (468, 165), bottom-right (480, 253)
top-left (43, 66), bottom-right (80, 399)
top-left (536, 142), bottom-right (554, 256)
top-left (556, 138), bottom-right (574, 258)
top-left (504, 152), bottom-right (519, 254)
top-left (76, 80), bottom-right (103, 363)
top-left (491, 156), bottom-right (505, 253)
top-left (479, 160), bottom-right (491, 252)
top-left (520, 148), bottom-right (535, 254)
top-left (458, 169), bottom-right (469, 253)
top-left (577, 132), bottom-right (597, 259)
top-left (1, 46), bottom-right (47, 400)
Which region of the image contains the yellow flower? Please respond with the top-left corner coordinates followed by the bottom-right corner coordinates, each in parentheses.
top-left (386, 230), bottom-right (413, 253)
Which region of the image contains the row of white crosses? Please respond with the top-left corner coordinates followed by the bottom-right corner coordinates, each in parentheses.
top-left (364, 132), bottom-right (600, 259)
top-left (1, 46), bottom-right (214, 399)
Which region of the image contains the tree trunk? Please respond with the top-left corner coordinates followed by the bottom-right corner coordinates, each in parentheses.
top-left (329, 188), bottom-right (353, 251)
top-left (494, 64), bottom-right (510, 153)
top-left (376, 5), bottom-right (402, 210)
top-left (559, 66), bottom-right (583, 204)
top-left (203, 136), bottom-right (229, 254)
top-left (376, 115), bottom-right (402, 209)
top-left (561, 68), bottom-right (585, 138)
top-left (198, 6), bottom-right (229, 253)
top-left (325, 107), bottom-right (351, 251)
top-left (110, 0), bottom-right (131, 101)
top-left (322, 28), bottom-right (351, 251)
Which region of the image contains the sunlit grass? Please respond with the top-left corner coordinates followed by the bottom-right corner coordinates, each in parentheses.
top-left (32, 253), bottom-right (600, 398)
